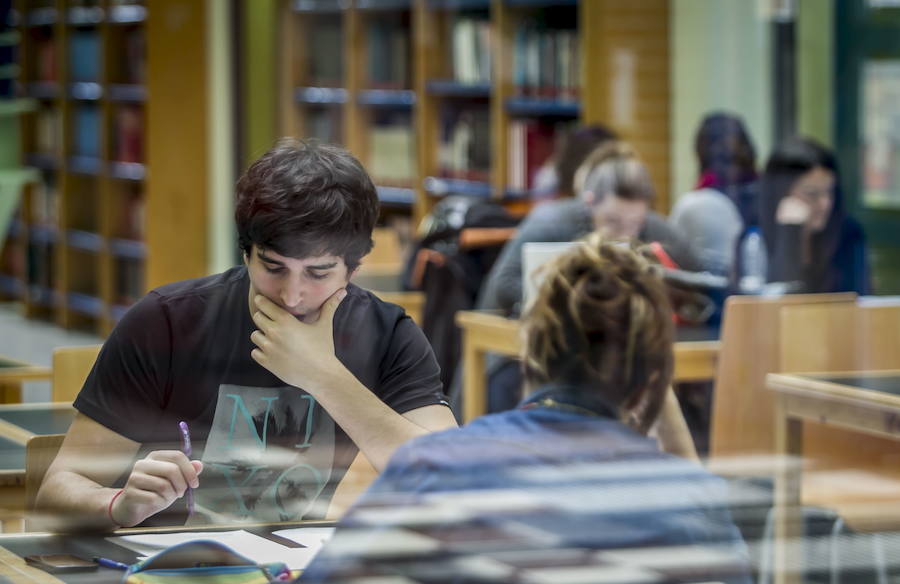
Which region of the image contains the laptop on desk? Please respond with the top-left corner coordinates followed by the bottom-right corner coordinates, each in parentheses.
top-left (521, 242), bottom-right (578, 311)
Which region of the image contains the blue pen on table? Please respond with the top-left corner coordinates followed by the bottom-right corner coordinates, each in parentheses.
top-left (93, 557), bottom-right (130, 570)
top-left (178, 420), bottom-right (195, 516)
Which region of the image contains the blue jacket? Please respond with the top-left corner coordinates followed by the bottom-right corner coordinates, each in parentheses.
top-left (301, 385), bottom-right (751, 583)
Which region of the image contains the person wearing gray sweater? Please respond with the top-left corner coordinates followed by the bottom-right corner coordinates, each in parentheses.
top-left (471, 142), bottom-right (700, 413)
top-left (478, 144), bottom-right (700, 317)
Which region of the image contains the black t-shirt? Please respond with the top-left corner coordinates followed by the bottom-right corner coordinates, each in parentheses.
top-left (74, 266), bottom-right (446, 524)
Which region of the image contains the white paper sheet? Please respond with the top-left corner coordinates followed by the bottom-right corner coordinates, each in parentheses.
top-left (109, 527), bottom-right (335, 570)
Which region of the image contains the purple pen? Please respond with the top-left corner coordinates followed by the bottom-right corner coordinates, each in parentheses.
top-left (178, 421), bottom-right (195, 516)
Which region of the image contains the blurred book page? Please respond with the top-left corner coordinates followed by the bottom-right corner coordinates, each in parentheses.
top-left (109, 529), bottom-right (330, 569)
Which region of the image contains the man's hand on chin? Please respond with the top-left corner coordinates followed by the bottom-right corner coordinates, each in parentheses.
top-left (249, 288), bottom-right (350, 392)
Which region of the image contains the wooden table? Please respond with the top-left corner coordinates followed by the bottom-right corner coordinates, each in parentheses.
top-left (767, 371), bottom-right (900, 584)
top-left (456, 310), bottom-right (721, 423)
top-left (0, 357), bottom-right (52, 404)
top-left (0, 403), bottom-right (76, 533)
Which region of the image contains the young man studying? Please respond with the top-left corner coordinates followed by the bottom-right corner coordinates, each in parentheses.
top-left (35, 140), bottom-right (456, 530)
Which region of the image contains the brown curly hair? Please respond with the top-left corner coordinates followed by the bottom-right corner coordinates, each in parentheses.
top-left (520, 233), bottom-right (674, 434)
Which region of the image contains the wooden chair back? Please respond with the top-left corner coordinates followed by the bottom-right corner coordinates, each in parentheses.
top-left (780, 302), bottom-right (900, 372)
top-left (779, 302), bottom-right (900, 509)
top-left (709, 292), bottom-right (857, 461)
top-left (51, 345), bottom-right (102, 403)
top-left (372, 291), bottom-right (425, 325)
top-left (25, 433), bottom-right (65, 530)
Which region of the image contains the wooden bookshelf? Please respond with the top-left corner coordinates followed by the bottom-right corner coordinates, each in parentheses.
top-left (4, 0), bottom-right (211, 335)
top-left (277, 0), bottom-right (672, 226)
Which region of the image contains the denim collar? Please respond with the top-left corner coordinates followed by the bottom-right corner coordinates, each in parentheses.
top-left (519, 383), bottom-right (619, 420)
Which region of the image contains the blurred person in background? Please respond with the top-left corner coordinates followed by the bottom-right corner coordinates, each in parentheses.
top-left (480, 141), bottom-right (699, 319)
top-left (671, 112), bottom-right (758, 277)
top-left (300, 233), bottom-right (750, 584)
top-left (530, 123), bottom-right (620, 200)
top-left (478, 141), bottom-right (699, 412)
top-left (750, 137), bottom-right (870, 294)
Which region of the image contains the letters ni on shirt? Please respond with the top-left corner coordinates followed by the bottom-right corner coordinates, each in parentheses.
top-left (191, 384), bottom-right (334, 523)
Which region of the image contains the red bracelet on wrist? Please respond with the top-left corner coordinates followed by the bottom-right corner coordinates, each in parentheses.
top-left (107, 489), bottom-right (124, 527)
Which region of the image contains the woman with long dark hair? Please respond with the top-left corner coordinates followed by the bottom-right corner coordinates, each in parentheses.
top-left (758, 137), bottom-right (870, 294)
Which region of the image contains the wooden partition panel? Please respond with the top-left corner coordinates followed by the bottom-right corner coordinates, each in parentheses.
top-left (780, 303), bottom-right (900, 510)
top-left (146, 0), bottom-right (209, 288)
top-left (581, 0), bottom-right (671, 211)
top-left (709, 293), bottom-right (857, 461)
top-left (51, 345), bottom-right (101, 403)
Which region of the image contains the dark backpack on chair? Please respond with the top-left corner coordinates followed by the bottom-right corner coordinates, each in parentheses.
top-left (402, 197), bottom-right (519, 401)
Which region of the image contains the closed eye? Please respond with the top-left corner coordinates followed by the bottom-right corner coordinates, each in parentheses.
top-left (307, 271), bottom-right (329, 281)
top-left (264, 265), bottom-right (285, 275)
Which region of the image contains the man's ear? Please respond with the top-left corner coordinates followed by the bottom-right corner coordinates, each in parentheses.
top-left (582, 190), bottom-right (596, 206)
top-left (348, 265), bottom-right (361, 281)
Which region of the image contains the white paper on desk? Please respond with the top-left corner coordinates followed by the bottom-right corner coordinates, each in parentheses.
top-left (108, 529), bottom-right (328, 570)
top-left (272, 527), bottom-right (334, 550)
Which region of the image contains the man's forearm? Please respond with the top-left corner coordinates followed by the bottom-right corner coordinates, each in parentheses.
top-left (303, 371), bottom-right (449, 471)
top-left (35, 470), bottom-right (121, 532)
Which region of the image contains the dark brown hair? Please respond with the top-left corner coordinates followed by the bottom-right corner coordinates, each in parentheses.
top-left (554, 124), bottom-right (619, 198)
top-left (759, 136), bottom-right (844, 291)
top-left (520, 233), bottom-right (674, 433)
top-left (235, 139), bottom-right (378, 270)
top-left (695, 112), bottom-right (757, 186)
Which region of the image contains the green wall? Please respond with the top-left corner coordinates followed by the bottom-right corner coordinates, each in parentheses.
top-left (670, 0), bottom-right (773, 204)
top-left (797, 0), bottom-right (834, 146)
top-left (242, 0), bottom-right (279, 168)
top-left (207, 0), bottom-right (237, 274)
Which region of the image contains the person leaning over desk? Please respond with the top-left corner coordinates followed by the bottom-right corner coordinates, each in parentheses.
top-left (301, 233), bottom-right (750, 583)
top-left (478, 140), bottom-right (700, 320)
top-left (475, 140), bottom-right (702, 413)
top-left (35, 139), bottom-right (457, 531)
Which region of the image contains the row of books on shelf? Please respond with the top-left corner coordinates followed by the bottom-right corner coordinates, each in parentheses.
top-left (307, 16), bottom-right (343, 87)
top-left (33, 104), bottom-right (59, 153)
top-left (32, 34), bottom-right (56, 82)
top-left (301, 19), bottom-right (574, 94)
top-left (507, 118), bottom-right (567, 193)
top-left (367, 17), bottom-right (410, 89)
top-left (438, 107), bottom-right (491, 182)
top-left (25, 27), bottom-right (144, 84)
top-left (31, 103), bottom-right (143, 163)
top-left (301, 107), bottom-right (568, 192)
top-left (70, 30), bottom-right (99, 81)
top-left (15, 175), bottom-right (143, 241)
top-left (312, 24), bottom-right (489, 93)
top-left (450, 15), bottom-right (491, 85)
top-left (1, 242), bottom-right (143, 305)
top-left (512, 25), bottom-right (579, 100)
top-left (369, 114), bottom-right (415, 184)
top-left (305, 107), bottom-right (344, 145)
top-left (17, 1), bottom-right (146, 25)
top-left (30, 176), bottom-right (58, 226)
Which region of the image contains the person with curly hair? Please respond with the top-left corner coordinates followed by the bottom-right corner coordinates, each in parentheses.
top-left (302, 233), bottom-right (750, 583)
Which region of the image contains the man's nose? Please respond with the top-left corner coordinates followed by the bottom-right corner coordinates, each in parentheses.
top-left (280, 278), bottom-right (303, 307)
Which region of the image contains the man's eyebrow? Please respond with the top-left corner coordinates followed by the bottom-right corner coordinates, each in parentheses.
top-left (306, 262), bottom-right (338, 271)
top-left (257, 252), bottom-right (285, 266)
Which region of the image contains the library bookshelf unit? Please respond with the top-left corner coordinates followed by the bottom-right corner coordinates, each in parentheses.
top-left (277, 0), bottom-right (671, 227)
top-left (4, 0), bottom-right (210, 335)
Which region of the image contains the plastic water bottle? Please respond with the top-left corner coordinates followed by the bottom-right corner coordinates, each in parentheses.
top-left (739, 227), bottom-right (767, 294)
